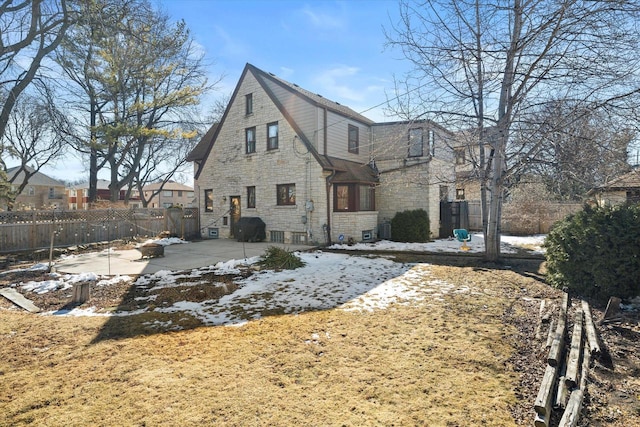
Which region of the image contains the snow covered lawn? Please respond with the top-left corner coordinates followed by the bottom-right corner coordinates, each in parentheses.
top-left (1, 234), bottom-right (547, 330)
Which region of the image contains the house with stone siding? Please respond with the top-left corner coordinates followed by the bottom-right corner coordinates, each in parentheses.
top-left (188, 63), bottom-right (455, 245)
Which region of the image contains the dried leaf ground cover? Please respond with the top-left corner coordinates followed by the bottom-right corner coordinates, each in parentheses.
top-left (0, 252), bottom-right (638, 426)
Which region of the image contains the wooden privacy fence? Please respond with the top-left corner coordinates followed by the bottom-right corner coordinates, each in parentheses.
top-left (0, 207), bottom-right (200, 254)
top-left (467, 201), bottom-right (582, 234)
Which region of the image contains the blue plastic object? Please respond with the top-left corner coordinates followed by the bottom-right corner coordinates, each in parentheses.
top-left (453, 229), bottom-right (471, 242)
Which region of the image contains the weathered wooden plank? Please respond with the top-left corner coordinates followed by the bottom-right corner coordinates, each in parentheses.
top-left (534, 364), bottom-right (558, 417)
top-left (0, 288), bottom-right (41, 313)
top-left (559, 389), bottom-right (584, 427)
top-left (581, 300), bottom-right (601, 356)
top-left (545, 318), bottom-right (557, 348)
top-left (555, 354), bottom-right (569, 410)
top-left (534, 412), bottom-right (549, 427)
top-left (548, 292), bottom-right (569, 366)
top-left (565, 307), bottom-right (584, 389)
top-left (72, 283), bottom-right (91, 304)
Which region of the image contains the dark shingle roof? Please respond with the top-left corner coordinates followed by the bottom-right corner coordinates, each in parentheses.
top-left (326, 156), bottom-right (378, 184)
top-left (186, 123), bottom-right (218, 162)
top-left (6, 166), bottom-right (65, 187)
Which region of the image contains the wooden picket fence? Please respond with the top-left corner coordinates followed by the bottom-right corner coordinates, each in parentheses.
top-left (0, 207), bottom-right (200, 254)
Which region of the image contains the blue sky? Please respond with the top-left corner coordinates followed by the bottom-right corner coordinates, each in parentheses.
top-left (157, 0), bottom-right (409, 122)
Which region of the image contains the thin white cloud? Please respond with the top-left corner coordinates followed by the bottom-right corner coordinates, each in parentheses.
top-left (279, 66), bottom-right (295, 79)
top-left (300, 4), bottom-right (346, 30)
top-left (312, 65), bottom-right (384, 103)
top-left (213, 25), bottom-right (249, 58)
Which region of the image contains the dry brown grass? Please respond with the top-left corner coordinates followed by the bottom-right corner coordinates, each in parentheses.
top-left (0, 262), bottom-right (553, 426)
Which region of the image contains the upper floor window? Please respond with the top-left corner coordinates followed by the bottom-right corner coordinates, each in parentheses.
top-left (455, 148), bottom-right (466, 165)
top-left (267, 122), bottom-right (279, 150)
top-left (27, 186), bottom-right (35, 196)
top-left (246, 127), bottom-right (256, 153)
top-left (163, 190), bottom-right (173, 197)
top-left (408, 128), bottom-right (423, 157)
top-left (276, 183), bottom-right (295, 205)
top-left (348, 124), bottom-right (359, 154)
top-left (245, 93), bottom-right (253, 115)
top-left (247, 186), bottom-right (256, 208)
top-left (48, 188), bottom-right (55, 198)
top-left (204, 189), bottom-right (213, 212)
top-left (456, 188), bottom-right (466, 200)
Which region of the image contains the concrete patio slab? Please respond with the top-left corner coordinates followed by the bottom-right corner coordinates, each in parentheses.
top-left (55, 239), bottom-right (313, 276)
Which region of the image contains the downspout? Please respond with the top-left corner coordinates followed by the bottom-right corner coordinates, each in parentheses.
top-left (325, 169), bottom-right (336, 245)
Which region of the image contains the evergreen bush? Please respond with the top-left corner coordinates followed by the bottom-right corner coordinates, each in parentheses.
top-left (544, 203), bottom-right (640, 303)
top-left (390, 209), bottom-right (430, 243)
top-left (259, 246), bottom-right (305, 270)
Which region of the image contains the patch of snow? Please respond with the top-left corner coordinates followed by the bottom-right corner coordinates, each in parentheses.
top-left (7, 235), bottom-right (549, 325)
top-left (139, 237), bottom-right (189, 247)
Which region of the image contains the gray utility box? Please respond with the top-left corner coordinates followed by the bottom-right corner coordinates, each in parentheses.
top-left (233, 217), bottom-right (266, 242)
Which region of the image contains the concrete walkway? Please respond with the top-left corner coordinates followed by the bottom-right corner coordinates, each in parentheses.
top-left (55, 239), bottom-right (313, 276)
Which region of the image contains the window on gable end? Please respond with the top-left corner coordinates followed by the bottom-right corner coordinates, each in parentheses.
top-left (245, 93), bottom-right (253, 115)
top-left (455, 148), bottom-right (466, 165)
top-left (246, 127), bottom-right (256, 153)
top-left (348, 124), bottom-right (359, 154)
top-left (267, 122), bottom-right (279, 150)
top-left (408, 128), bottom-right (423, 157)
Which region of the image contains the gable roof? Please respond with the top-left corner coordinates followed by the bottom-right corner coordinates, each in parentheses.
top-left (189, 63), bottom-right (375, 180)
top-left (7, 166), bottom-right (65, 187)
top-left (186, 123), bottom-right (218, 163)
top-left (594, 168), bottom-right (640, 191)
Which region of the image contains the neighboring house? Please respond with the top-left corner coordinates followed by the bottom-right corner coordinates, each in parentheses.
top-left (588, 168), bottom-right (640, 206)
top-left (143, 181), bottom-right (195, 208)
top-left (6, 166), bottom-right (67, 210)
top-left (188, 63), bottom-right (455, 245)
top-left (68, 179), bottom-right (141, 210)
top-left (452, 127), bottom-right (501, 202)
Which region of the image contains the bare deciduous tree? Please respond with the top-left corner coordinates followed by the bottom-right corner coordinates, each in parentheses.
top-left (386, 0), bottom-right (640, 260)
top-left (0, 0), bottom-right (72, 209)
top-left (3, 90), bottom-right (65, 202)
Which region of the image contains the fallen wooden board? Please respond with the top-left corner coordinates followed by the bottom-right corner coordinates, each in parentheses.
top-left (0, 287), bottom-right (41, 313)
top-left (534, 364), bottom-right (558, 418)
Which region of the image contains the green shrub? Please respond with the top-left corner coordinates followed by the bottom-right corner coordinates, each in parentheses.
top-left (259, 246), bottom-right (305, 270)
top-left (390, 209), bottom-right (430, 243)
top-left (544, 203), bottom-right (640, 303)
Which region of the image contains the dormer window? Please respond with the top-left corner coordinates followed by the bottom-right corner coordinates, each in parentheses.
top-left (267, 122), bottom-right (279, 150)
top-left (348, 124), bottom-right (359, 154)
top-left (245, 93), bottom-right (253, 115)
